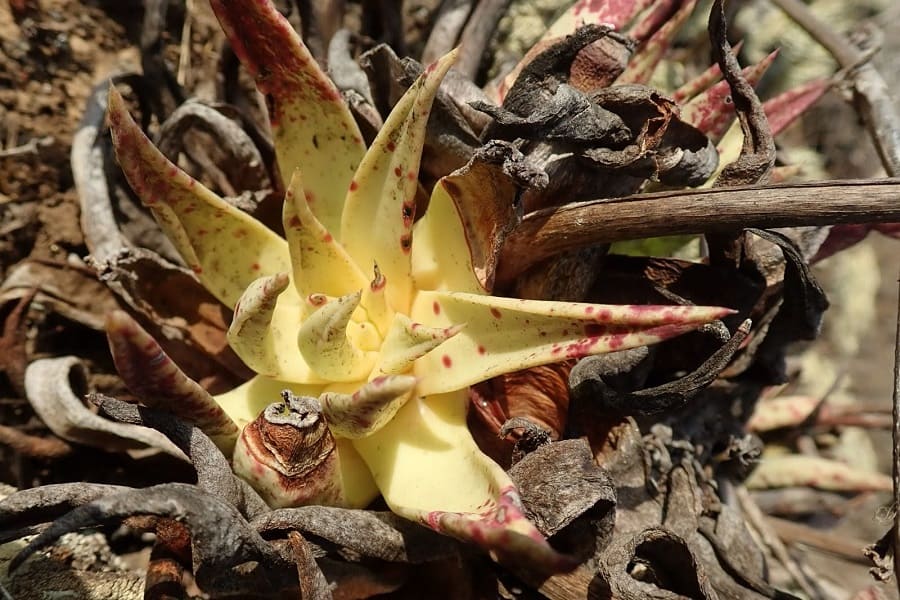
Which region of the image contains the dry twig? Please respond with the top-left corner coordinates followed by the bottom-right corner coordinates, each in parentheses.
top-left (498, 177), bottom-right (900, 284)
top-left (770, 0), bottom-right (900, 176)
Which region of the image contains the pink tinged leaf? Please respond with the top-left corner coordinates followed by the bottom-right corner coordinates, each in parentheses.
top-left (768, 164), bottom-right (803, 184)
top-left (745, 455), bottom-right (891, 492)
top-left (545, 0), bottom-right (654, 36)
top-left (320, 375), bottom-right (417, 438)
top-left (209, 0), bottom-right (365, 236)
top-left (671, 40), bottom-right (743, 103)
top-left (340, 50), bottom-right (458, 315)
top-left (616, 0), bottom-right (697, 85)
top-left (426, 487), bottom-right (577, 572)
top-left (875, 223), bottom-right (900, 238)
top-left (105, 310), bottom-right (239, 454)
top-left (625, 0), bottom-right (680, 45)
top-left (374, 314), bottom-right (464, 376)
top-left (747, 395), bottom-right (820, 432)
top-left (411, 291), bottom-right (734, 396)
top-left (351, 391), bottom-right (572, 572)
top-left (282, 169), bottom-right (368, 300)
top-left (763, 78), bottom-right (830, 137)
top-left (681, 50), bottom-right (778, 141)
top-left (107, 87), bottom-right (291, 309)
top-left (297, 292), bottom-right (378, 382)
top-left (228, 273), bottom-right (325, 384)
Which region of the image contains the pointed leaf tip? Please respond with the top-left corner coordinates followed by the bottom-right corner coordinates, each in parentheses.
top-left (412, 292), bottom-right (732, 396)
top-left (321, 375), bottom-right (417, 438)
top-left (105, 310), bottom-right (238, 453)
top-left (209, 0), bottom-right (365, 235)
top-left (107, 85), bottom-right (291, 309)
top-left (341, 49), bottom-right (458, 315)
top-left (298, 292), bottom-right (378, 382)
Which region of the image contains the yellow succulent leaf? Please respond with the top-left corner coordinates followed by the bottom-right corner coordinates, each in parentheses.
top-left (352, 391), bottom-right (567, 566)
top-left (411, 179), bottom-right (485, 294)
top-left (411, 291), bottom-right (733, 396)
top-left (228, 273), bottom-right (325, 384)
top-left (321, 375), bottom-right (417, 438)
top-left (341, 50), bottom-right (458, 314)
top-left (298, 293), bottom-right (379, 382)
top-left (283, 169), bottom-right (368, 299)
top-left (702, 121), bottom-right (742, 187)
top-left (209, 0), bottom-right (365, 236)
top-left (373, 313), bottom-right (463, 376)
top-left (107, 86), bottom-right (290, 309)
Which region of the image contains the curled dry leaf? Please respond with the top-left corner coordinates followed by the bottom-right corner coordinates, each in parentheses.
top-left (92, 393), bottom-right (268, 519)
top-left (23, 356), bottom-right (187, 461)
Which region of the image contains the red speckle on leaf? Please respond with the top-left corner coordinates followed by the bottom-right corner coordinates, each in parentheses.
top-left (433, 301), bottom-right (441, 315)
top-left (251, 263), bottom-right (260, 271)
top-left (400, 234), bottom-right (412, 253)
top-left (233, 228), bottom-right (248, 239)
top-left (305, 191), bottom-right (315, 203)
top-left (323, 232), bottom-right (333, 242)
top-left (349, 180), bottom-right (358, 191)
top-left (308, 294), bottom-right (326, 306)
top-left (490, 308), bottom-right (502, 319)
top-left (406, 171), bottom-right (416, 180)
top-left (442, 355), bottom-right (452, 368)
top-left (386, 141), bottom-right (396, 152)
top-left (477, 346), bottom-right (486, 355)
top-left (585, 306), bottom-right (594, 315)
top-left (394, 166), bottom-right (402, 177)
top-left (192, 265), bottom-right (203, 274)
top-left (584, 323), bottom-right (607, 337)
top-left (288, 215), bottom-right (301, 228)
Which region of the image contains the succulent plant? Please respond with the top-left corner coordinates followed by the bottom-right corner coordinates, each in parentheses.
top-left (101, 0), bottom-right (738, 568)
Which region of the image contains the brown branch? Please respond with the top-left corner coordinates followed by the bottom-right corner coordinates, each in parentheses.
top-left (767, 515), bottom-right (872, 566)
top-left (770, 0), bottom-right (900, 176)
top-left (893, 270), bottom-right (900, 589)
top-left (496, 177), bottom-right (900, 285)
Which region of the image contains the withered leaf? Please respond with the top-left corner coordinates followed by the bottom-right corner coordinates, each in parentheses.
top-left (569, 319), bottom-right (751, 416)
top-left (744, 228), bottom-right (828, 382)
top-left (509, 439), bottom-right (615, 541)
top-left (92, 394), bottom-right (268, 519)
top-left (23, 356), bottom-right (187, 460)
top-left (0, 482), bottom-right (130, 543)
top-left (252, 506), bottom-right (459, 564)
top-left (8, 483), bottom-right (296, 597)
